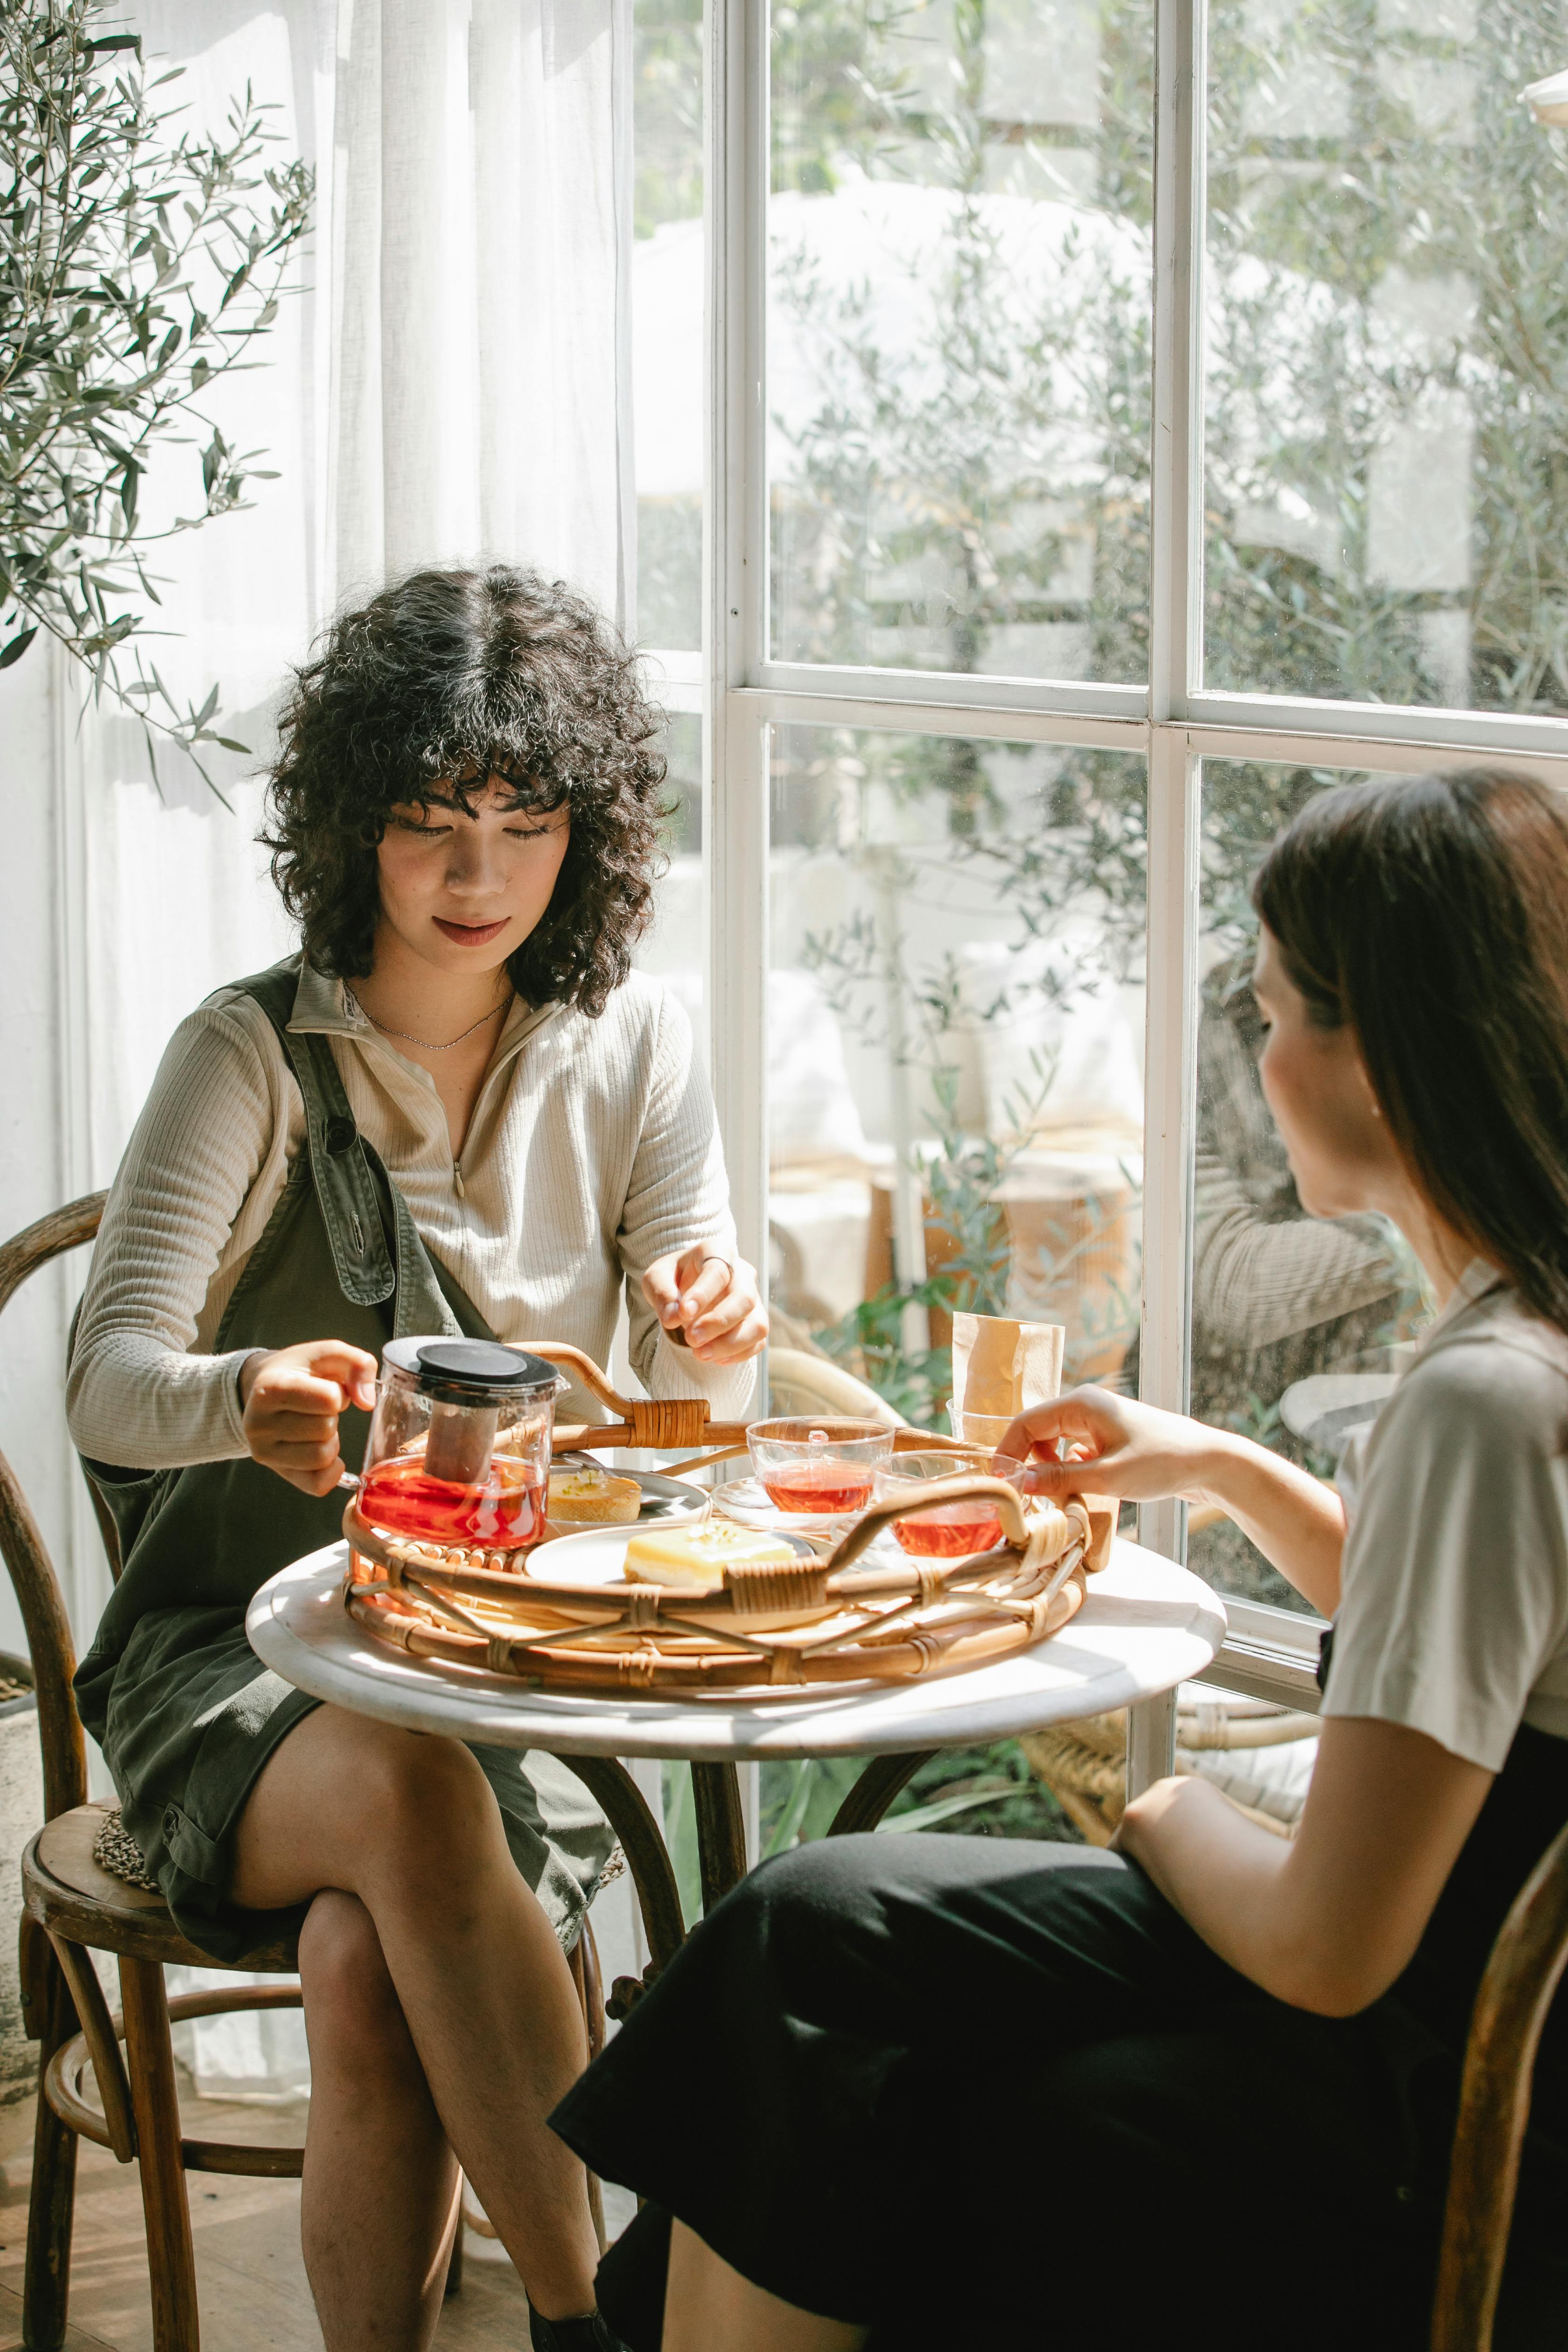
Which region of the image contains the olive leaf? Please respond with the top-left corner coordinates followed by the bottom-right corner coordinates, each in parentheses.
top-left (1, 0), bottom-right (313, 795)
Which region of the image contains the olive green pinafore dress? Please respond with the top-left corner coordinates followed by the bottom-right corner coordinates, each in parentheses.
top-left (72, 958), bottom-right (615, 1963)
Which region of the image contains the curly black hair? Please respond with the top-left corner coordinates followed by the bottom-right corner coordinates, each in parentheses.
top-left (263, 565), bottom-right (669, 1017)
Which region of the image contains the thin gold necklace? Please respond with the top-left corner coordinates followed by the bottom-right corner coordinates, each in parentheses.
top-left (343, 985), bottom-right (510, 1052)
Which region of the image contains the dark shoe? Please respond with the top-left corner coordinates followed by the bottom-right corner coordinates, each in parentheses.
top-left (528, 2307), bottom-right (628, 2352)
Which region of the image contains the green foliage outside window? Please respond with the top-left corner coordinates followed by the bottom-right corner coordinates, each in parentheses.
top-left (1206, 0), bottom-right (1568, 713)
top-left (0, 0), bottom-right (313, 792)
top-left (765, 0), bottom-right (1568, 1423)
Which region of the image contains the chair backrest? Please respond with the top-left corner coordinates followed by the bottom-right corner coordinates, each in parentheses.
top-left (0, 1194), bottom-right (107, 1824)
top-left (765, 1345), bottom-right (910, 1427)
top-left (1431, 1813), bottom-right (1568, 2352)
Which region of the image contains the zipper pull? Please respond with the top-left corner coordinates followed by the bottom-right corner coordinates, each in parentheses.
top-left (453, 1160), bottom-right (466, 1199)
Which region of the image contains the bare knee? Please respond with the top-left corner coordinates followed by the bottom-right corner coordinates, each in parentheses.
top-left (300, 1888), bottom-right (395, 2005)
top-left (354, 1725), bottom-right (503, 1879)
top-left (299, 1889), bottom-right (413, 2069)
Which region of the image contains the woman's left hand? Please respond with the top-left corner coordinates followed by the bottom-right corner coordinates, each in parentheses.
top-left (642, 1246), bottom-right (768, 1363)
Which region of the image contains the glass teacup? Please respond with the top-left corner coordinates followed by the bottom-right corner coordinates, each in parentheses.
top-left (746, 1417), bottom-right (895, 1518)
top-left (874, 1449), bottom-right (1027, 1558)
top-left (949, 1406), bottom-right (1022, 1453)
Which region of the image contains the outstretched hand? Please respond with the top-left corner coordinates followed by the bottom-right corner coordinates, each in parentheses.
top-left (999, 1386), bottom-right (1222, 1509)
top-left (641, 1246), bottom-right (768, 1364)
top-left (1005, 1385), bottom-right (1349, 1618)
top-left (239, 1339), bottom-right (379, 1497)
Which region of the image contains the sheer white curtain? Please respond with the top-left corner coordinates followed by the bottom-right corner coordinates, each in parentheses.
top-left (329, 0), bottom-right (635, 613)
top-left (64, 0), bottom-right (636, 1187)
top-left (42, 0), bottom-right (638, 2098)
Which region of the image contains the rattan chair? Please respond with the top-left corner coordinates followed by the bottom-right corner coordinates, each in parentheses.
top-left (1430, 1811), bottom-right (1568, 2351)
top-left (1021, 1697), bottom-right (1320, 1841)
top-left (0, 1195), bottom-right (609, 2351)
top-left (764, 1344), bottom-right (910, 1426)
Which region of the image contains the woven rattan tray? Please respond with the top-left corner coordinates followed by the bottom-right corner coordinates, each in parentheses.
top-left (342, 1347), bottom-right (1114, 1697)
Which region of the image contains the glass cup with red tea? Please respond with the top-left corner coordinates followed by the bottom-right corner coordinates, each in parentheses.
top-left (949, 1407), bottom-right (1019, 1454)
top-left (874, 1449), bottom-right (1028, 1559)
top-left (352, 1338), bottom-right (561, 1573)
top-left (746, 1418), bottom-right (895, 1519)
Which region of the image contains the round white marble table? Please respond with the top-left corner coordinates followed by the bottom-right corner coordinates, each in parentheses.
top-left (247, 1537), bottom-right (1225, 1974)
top-left (249, 1536), bottom-right (1223, 1762)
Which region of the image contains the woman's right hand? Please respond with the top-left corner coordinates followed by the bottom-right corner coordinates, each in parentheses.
top-left (239, 1340), bottom-right (379, 1497)
top-left (999, 1386), bottom-right (1227, 1510)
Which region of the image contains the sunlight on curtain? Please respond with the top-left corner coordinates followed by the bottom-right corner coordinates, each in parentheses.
top-left (66, 0), bottom-right (636, 1167)
top-left (57, 0), bottom-right (637, 2102)
top-left (332, 0), bottom-right (636, 616)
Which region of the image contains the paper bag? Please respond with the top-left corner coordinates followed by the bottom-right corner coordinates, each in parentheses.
top-left (950, 1312), bottom-right (1064, 1423)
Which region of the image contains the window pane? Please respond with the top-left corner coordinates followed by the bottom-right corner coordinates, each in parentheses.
top-left (1204, 1), bottom-right (1568, 715)
top-left (1192, 759), bottom-right (1428, 1615)
top-left (634, 0), bottom-right (703, 651)
top-left (636, 712), bottom-right (705, 1060)
top-left (770, 726), bottom-right (1146, 1425)
top-left (768, 2), bottom-right (1154, 682)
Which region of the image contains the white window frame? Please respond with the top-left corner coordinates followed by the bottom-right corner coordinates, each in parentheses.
top-left (668, 0), bottom-right (1568, 1781)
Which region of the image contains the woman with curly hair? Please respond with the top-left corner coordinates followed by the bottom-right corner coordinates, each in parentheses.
top-left (67, 564), bottom-right (764, 2352)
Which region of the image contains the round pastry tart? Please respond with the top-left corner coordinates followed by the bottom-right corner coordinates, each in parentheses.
top-left (547, 1464), bottom-right (644, 1525)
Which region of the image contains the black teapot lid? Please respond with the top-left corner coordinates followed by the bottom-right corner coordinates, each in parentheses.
top-left (383, 1337), bottom-right (560, 1400)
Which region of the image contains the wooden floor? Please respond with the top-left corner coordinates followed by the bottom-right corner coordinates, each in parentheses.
top-left (0, 2078), bottom-right (581, 2350)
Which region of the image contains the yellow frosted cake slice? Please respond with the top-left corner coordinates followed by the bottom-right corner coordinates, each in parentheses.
top-left (548, 1466), bottom-right (643, 1525)
top-left (623, 1523), bottom-right (796, 1589)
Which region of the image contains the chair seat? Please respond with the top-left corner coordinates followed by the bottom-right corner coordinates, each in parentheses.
top-left (24, 1799), bottom-right (299, 1972)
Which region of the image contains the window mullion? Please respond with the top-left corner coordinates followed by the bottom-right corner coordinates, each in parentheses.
top-left (1129, 2), bottom-right (1207, 1796)
top-left (705, 0), bottom-right (769, 1286)
top-left (1149, 0), bottom-right (1206, 721)
top-left (1131, 723), bottom-right (1201, 1793)
top-left (1138, 730), bottom-right (1201, 1484)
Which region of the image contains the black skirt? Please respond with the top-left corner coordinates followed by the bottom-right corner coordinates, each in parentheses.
top-left (552, 1827), bottom-right (1568, 2352)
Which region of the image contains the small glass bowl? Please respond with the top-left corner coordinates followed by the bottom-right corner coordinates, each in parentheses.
top-left (874, 1449), bottom-right (1026, 1559)
top-left (746, 1417), bottom-right (896, 1519)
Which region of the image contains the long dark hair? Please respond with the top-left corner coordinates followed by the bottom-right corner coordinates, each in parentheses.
top-left (1253, 767), bottom-right (1568, 1334)
top-left (263, 565), bottom-right (668, 1018)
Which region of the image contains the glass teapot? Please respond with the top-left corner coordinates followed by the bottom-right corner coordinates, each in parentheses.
top-left (356, 1337), bottom-right (561, 1554)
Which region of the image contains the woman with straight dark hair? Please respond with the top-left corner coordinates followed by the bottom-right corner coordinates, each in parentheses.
top-left (552, 767), bottom-right (1568, 2352)
top-left (68, 564), bottom-right (765, 2352)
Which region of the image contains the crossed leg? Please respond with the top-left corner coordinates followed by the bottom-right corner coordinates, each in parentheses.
top-left (231, 1703), bottom-right (601, 2352)
top-left (294, 1889), bottom-right (460, 2346)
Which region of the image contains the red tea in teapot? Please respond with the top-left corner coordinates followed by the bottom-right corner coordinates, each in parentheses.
top-left (358, 1450), bottom-right (546, 1551)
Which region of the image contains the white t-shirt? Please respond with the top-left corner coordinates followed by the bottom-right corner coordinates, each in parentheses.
top-left (1323, 1260), bottom-right (1568, 1771)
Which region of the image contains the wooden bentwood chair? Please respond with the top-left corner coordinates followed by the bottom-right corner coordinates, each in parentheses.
top-left (1, 1197), bottom-right (1565, 2352)
top-left (0, 1196), bottom-right (622, 2352)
